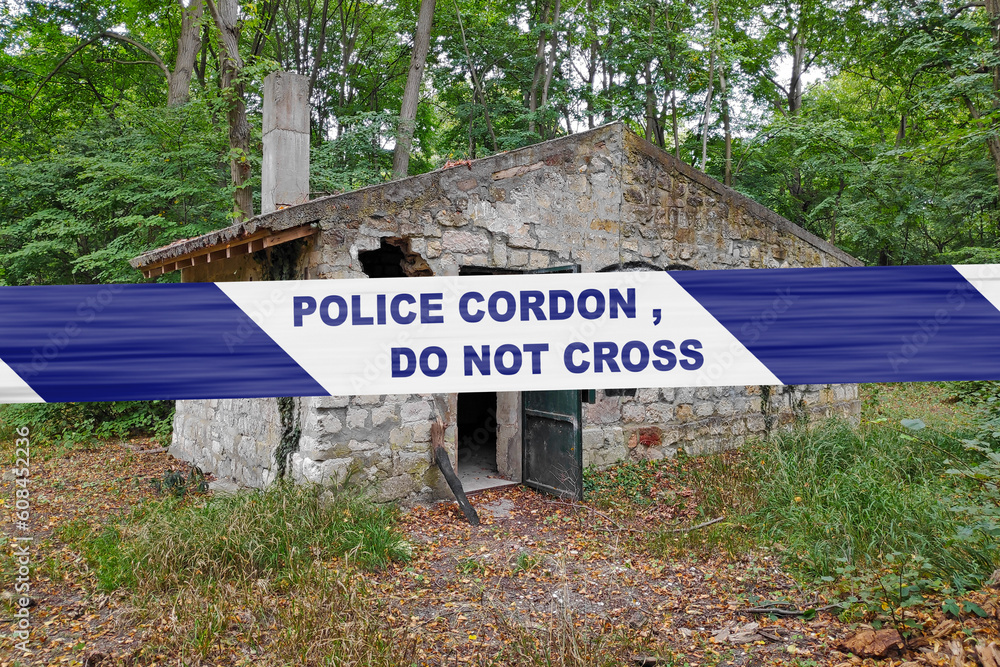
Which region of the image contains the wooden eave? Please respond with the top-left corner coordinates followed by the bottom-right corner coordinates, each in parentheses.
top-left (137, 224), bottom-right (318, 279)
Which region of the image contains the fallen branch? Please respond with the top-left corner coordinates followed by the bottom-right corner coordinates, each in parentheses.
top-left (545, 502), bottom-right (725, 535)
top-left (745, 603), bottom-right (845, 616)
top-left (123, 444), bottom-right (168, 455)
top-left (543, 500), bottom-right (632, 532)
top-left (432, 420), bottom-right (479, 526)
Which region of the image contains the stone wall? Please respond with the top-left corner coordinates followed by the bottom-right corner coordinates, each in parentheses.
top-left (582, 384), bottom-right (860, 469)
top-left (172, 397), bottom-right (284, 488)
top-left (166, 122), bottom-right (862, 502)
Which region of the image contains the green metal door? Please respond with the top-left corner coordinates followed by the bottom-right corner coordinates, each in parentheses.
top-left (522, 265), bottom-right (583, 500)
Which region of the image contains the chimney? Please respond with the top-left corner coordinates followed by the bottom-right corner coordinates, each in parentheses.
top-left (262, 71), bottom-right (310, 214)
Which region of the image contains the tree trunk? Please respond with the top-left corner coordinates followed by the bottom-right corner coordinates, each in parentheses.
top-left (528, 0), bottom-right (551, 136)
top-left (337, 0), bottom-right (362, 122)
top-left (167, 0), bottom-right (203, 106)
top-left (538, 0), bottom-right (562, 138)
top-left (452, 0), bottom-right (497, 153)
top-left (392, 0), bottom-right (436, 179)
top-left (985, 0), bottom-right (1000, 196)
top-left (644, 3), bottom-right (660, 146)
top-left (307, 0), bottom-right (331, 94)
top-left (720, 67), bottom-right (731, 186)
top-left (788, 26), bottom-right (804, 117)
top-left (662, 3), bottom-right (679, 158)
top-left (699, 0), bottom-right (718, 172)
top-left (207, 0), bottom-right (253, 220)
top-left (586, 0), bottom-right (597, 129)
top-left (830, 175), bottom-right (845, 245)
top-left (671, 89), bottom-right (679, 158)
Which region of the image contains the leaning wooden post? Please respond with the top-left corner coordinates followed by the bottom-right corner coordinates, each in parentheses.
top-left (432, 419), bottom-right (480, 525)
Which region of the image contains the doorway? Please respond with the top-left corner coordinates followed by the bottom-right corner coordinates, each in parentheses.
top-left (457, 391), bottom-right (515, 492)
top-left (454, 264), bottom-right (585, 499)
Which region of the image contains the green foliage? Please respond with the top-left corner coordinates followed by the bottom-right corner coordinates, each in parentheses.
top-left (947, 381), bottom-right (1000, 410)
top-left (511, 550), bottom-right (542, 574)
top-left (69, 482), bottom-right (411, 592)
top-left (0, 101), bottom-right (231, 286)
top-left (745, 420), bottom-right (998, 579)
top-left (645, 418), bottom-right (1000, 594)
top-left (150, 467), bottom-right (208, 498)
top-left (457, 556), bottom-right (488, 575)
top-left (0, 400), bottom-right (174, 446)
top-left (311, 111), bottom-right (399, 192)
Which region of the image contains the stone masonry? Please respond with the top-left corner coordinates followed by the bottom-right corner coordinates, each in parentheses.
top-left (132, 122), bottom-right (862, 503)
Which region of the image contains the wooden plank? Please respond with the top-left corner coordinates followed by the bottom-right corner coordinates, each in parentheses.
top-left (139, 225), bottom-right (317, 277)
top-left (263, 225), bottom-right (317, 248)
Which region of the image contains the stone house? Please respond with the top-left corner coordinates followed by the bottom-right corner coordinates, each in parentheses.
top-left (131, 114), bottom-right (862, 503)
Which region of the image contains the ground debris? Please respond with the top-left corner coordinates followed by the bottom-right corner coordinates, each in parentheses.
top-left (976, 641), bottom-right (1000, 667)
top-left (712, 620), bottom-right (765, 644)
top-left (838, 628), bottom-right (905, 658)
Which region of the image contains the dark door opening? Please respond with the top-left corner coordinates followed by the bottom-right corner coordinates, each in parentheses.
top-left (457, 391), bottom-right (512, 492)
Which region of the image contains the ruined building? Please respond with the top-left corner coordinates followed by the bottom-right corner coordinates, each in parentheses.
top-left (131, 72), bottom-right (861, 502)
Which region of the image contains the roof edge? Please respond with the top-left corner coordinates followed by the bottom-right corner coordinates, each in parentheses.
top-left (132, 121), bottom-right (862, 270)
top-left (131, 123), bottom-right (625, 270)
top-left (621, 127), bottom-right (863, 268)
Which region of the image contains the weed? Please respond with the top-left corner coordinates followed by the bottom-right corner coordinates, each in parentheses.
top-left (150, 467), bottom-right (207, 497)
top-left (458, 556), bottom-right (488, 575)
top-left (128, 567), bottom-right (416, 665)
top-left (511, 551), bottom-right (542, 574)
top-left (601, 416), bottom-right (1000, 607)
top-left (585, 458), bottom-right (664, 507)
top-left (737, 419), bottom-right (996, 580)
top-left (481, 594), bottom-right (627, 666)
top-left (55, 517), bottom-right (91, 543)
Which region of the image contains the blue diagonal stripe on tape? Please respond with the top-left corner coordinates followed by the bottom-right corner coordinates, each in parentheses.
top-left (0, 283), bottom-right (327, 402)
top-left (671, 265), bottom-right (1000, 384)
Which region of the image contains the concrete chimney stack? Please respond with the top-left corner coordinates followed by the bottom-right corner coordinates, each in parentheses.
top-left (262, 71), bottom-right (310, 214)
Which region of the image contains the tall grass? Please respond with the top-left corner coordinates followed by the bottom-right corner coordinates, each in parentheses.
top-left (680, 419), bottom-right (1000, 581)
top-left (75, 481), bottom-right (410, 592)
top-left (61, 483), bottom-right (418, 664)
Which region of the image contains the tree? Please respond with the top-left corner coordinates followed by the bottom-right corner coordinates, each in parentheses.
top-left (392, 0), bottom-right (436, 179)
top-left (207, 0), bottom-right (255, 219)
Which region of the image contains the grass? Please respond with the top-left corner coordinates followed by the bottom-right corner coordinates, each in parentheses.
top-left (56, 481), bottom-right (418, 664)
top-left (127, 568), bottom-right (416, 666)
top-left (65, 481), bottom-right (411, 592)
top-left (586, 411), bottom-right (1000, 590)
top-left (733, 419), bottom-right (996, 579)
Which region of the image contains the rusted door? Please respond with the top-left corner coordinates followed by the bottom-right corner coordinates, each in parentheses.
top-left (522, 265), bottom-right (583, 500)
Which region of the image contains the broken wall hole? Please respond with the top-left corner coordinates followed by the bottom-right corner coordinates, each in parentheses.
top-left (597, 260), bottom-right (664, 272)
top-left (360, 238), bottom-right (432, 278)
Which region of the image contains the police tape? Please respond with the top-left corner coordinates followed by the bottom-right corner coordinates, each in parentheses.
top-left (1, 264), bottom-right (1000, 403)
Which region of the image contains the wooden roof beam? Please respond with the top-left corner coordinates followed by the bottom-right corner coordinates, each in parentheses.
top-left (139, 224), bottom-right (317, 278)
